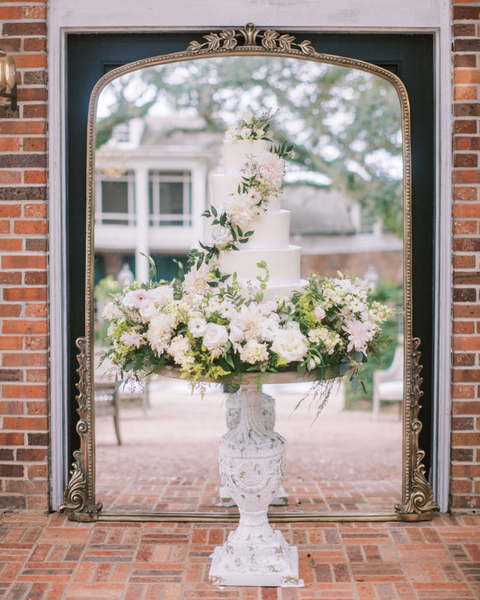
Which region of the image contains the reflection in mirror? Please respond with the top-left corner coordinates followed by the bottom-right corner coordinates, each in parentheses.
top-left (93, 56), bottom-right (404, 514)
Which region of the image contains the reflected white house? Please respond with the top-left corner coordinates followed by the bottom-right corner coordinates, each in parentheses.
top-left (94, 117), bottom-right (403, 285)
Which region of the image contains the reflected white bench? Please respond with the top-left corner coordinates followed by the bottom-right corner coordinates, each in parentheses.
top-left (372, 345), bottom-right (404, 421)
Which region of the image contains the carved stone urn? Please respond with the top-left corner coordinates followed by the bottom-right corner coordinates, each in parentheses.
top-left (209, 384), bottom-right (304, 587)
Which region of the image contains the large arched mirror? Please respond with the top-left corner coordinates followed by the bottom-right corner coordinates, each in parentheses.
top-left (61, 25), bottom-right (438, 522)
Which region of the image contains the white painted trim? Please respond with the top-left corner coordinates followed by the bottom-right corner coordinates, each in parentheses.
top-left (431, 1), bottom-right (453, 513)
top-left (48, 5), bottom-right (69, 509)
top-left (48, 17), bottom-right (452, 511)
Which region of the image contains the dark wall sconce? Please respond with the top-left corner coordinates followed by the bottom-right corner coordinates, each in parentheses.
top-left (0, 49), bottom-right (17, 110)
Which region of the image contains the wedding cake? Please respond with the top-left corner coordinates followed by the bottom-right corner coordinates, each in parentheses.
top-left (205, 115), bottom-right (306, 301)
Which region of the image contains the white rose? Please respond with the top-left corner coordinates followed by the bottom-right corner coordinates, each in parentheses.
top-left (256, 129), bottom-right (266, 138)
top-left (102, 302), bottom-right (122, 320)
top-left (148, 285), bottom-right (174, 308)
top-left (242, 113), bottom-right (254, 124)
top-left (271, 329), bottom-right (308, 363)
top-left (284, 320), bottom-right (300, 330)
top-left (259, 301), bottom-right (278, 316)
top-left (203, 323), bottom-right (229, 351)
top-left (229, 323), bottom-right (244, 344)
top-left (314, 306), bottom-right (326, 322)
top-left (139, 302), bottom-right (160, 323)
top-left (189, 317), bottom-right (207, 338)
top-left (121, 290), bottom-right (137, 308)
top-left (205, 225), bottom-right (234, 250)
top-left (260, 318), bottom-right (279, 342)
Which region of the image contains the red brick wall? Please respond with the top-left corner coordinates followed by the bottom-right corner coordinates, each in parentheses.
top-left (452, 1), bottom-right (480, 511)
top-left (0, 0), bottom-right (49, 511)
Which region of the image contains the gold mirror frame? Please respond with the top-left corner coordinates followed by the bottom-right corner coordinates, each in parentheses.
top-left (60, 24), bottom-right (439, 522)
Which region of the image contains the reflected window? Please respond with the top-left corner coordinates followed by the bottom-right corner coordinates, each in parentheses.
top-left (97, 171), bottom-right (135, 226)
top-left (113, 123), bottom-right (130, 143)
top-left (148, 170), bottom-right (192, 227)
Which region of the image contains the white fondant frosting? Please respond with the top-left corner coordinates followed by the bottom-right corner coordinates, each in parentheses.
top-left (223, 139), bottom-right (269, 169)
top-left (205, 133), bottom-right (306, 299)
top-left (218, 246), bottom-right (302, 283)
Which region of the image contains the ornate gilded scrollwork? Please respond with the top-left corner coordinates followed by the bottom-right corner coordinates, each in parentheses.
top-left (60, 337), bottom-right (102, 520)
top-left (396, 338), bottom-right (439, 516)
top-left (187, 23), bottom-right (315, 55)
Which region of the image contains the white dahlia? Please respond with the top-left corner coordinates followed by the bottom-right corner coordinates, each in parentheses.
top-left (257, 150), bottom-right (285, 188)
top-left (182, 264), bottom-right (211, 296)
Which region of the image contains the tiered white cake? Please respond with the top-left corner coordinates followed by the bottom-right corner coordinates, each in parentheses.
top-left (209, 139), bottom-right (306, 300)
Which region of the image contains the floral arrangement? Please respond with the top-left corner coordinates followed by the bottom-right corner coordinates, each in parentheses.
top-left (100, 112), bottom-right (393, 402)
top-left (101, 261), bottom-right (393, 395)
top-left (225, 110), bottom-right (277, 142)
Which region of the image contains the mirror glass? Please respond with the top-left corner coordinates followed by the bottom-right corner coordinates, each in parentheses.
top-left (93, 55), bottom-right (404, 514)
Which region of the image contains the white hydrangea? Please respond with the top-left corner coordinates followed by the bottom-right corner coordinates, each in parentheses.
top-left (240, 340), bottom-right (269, 364)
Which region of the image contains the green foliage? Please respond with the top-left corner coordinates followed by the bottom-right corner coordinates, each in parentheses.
top-left (94, 275), bottom-right (120, 299)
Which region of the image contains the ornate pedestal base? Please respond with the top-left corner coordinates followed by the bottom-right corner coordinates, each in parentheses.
top-left (209, 385), bottom-right (303, 588)
top-left (220, 390), bottom-right (289, 507)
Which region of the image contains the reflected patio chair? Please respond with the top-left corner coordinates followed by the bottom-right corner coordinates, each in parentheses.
top-left (372, 345), bottom-right (404, 421)
top-left (94, 382), bottom-right (122, 445)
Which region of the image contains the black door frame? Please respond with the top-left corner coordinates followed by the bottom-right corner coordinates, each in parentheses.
top-left (66, 30), bottom-right (435, 477)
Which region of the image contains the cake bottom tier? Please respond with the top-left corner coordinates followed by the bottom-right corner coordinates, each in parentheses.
top-left (260, 280), bottom-right (308, 301)
top-left (218, 246), bottom-right (302, 285)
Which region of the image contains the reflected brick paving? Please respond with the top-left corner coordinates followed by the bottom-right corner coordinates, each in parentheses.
top-left (0, 513), bottom-right (479, 599)
top-left (96, 477), bottom-right (402, 513)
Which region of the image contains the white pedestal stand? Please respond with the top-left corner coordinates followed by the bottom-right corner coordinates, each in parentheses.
top-left (220, 391), bottom-right (288, 506)
top-left (209, 384), bottom-right (304, 588)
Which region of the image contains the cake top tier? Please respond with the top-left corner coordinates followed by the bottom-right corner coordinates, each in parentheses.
top-left (223, 139), bottom-right (269, 169)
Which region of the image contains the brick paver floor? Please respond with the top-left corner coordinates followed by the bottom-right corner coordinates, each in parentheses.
top-left (0, 512), bottom-right (479, 599)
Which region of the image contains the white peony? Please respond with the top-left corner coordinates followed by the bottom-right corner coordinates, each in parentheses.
top-left (188, 317), bottom-right (207, 338)
top-left (146, 314), bottom-right (173, 355)
top-left (120, 329), bottom-right (144, 349)
top-left (222, 193), bottom-right (258, 228)
top-left (202, 323), bottom-right (229, 352)
top-left (102, 302), bottom-right (123, 320)
top-left (271, 329), bottom-right (308, 363)
top-left (183, 264), bottom-right (211, 296)
top-left (257, 151), bottom-right (284, 188)
top-left (139, 302), bottom-right (160, 323)
top-left (240, 340), bottom-right (269, 364)
top-left (205, 225), bottom-right (234, 250)
top-left (148, 285), bottom-right (174, 308)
